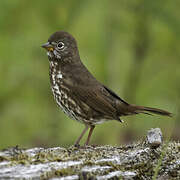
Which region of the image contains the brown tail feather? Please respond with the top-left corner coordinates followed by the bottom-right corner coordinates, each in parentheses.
top-left (131, 105), bottom-right (172, 117)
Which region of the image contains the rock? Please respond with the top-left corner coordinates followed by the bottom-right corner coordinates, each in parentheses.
top-left (147, 128), bottom-right (163, 147)
top-left (0, 128), bottom-right (179, 179)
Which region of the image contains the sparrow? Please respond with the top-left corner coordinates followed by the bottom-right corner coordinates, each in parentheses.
top-left (42, 31), bottom-right (172, 145)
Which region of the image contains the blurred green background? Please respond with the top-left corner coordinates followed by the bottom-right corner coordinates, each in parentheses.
top-left (0, 0), bottom-right (179, 149)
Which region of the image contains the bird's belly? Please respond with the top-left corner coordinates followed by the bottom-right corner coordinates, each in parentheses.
top-left (49, 65), bottom-right (111, 125)
top-left (51, 83), bottom-right (109, 125)
top-left (51, 82), bottom-right (89, 124)
top-left (49, 65), bottom-right (87, 123)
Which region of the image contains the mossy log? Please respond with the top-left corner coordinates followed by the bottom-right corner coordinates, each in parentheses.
top-left (0, 128), bottom-right (179, 179)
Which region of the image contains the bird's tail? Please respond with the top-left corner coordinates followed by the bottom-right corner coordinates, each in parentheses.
top-left (130, 105), bottom-right (172, 117)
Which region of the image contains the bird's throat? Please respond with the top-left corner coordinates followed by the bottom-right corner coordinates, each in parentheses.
top-left (47, 50), bottom-right (61, 60)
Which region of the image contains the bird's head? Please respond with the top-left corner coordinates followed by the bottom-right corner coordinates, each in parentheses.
top-left (42, 31), bottom-right (79, 63)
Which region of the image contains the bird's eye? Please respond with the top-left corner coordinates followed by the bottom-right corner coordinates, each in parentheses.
top-left (57, 42), bottom-right (65, 50)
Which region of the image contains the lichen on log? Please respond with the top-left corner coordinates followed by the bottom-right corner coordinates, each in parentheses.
top-left (0, 128), bottom-right (179, 179)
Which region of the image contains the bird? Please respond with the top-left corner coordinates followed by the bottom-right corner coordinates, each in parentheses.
top-left (41, 31), bottom-right (172, 146)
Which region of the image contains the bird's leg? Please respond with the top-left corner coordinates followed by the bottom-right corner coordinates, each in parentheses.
top-left (85, 125), bottom-right (95, 146)
top-left (74, 125), bottom-right (89, 146)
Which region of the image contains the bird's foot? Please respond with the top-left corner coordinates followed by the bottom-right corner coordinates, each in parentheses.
top-left (74, 143), bottom-right (80, 148)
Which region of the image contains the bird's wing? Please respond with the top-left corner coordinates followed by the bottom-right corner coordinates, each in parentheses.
top-left (63, 64), bottom-right (130, 119)
top-left (71, 84), bottom-right (119, 119)
top-left (102, 85), bottom-right (129, 105)
top-left (101, 85), bottom-right (133, 116)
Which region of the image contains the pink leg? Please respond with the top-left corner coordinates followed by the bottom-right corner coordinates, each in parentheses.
top-left (75, 125), bottom-right (89, 146)
top-left (85, 125), bottom-right (95, 145)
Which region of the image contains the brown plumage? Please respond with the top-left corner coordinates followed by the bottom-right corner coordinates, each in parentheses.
top-left (42, 31), bottom-right (172, 146)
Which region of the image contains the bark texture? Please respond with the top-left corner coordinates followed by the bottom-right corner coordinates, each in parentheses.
top-left (0, 128), bottom-right (179, 180)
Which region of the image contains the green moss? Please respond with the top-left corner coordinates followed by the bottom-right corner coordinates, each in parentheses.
top-left (0, 141), bottom-right (179, 179)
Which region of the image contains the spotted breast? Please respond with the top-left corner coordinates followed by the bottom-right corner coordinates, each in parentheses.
top-left (49, 61), bottom-right (88, 124)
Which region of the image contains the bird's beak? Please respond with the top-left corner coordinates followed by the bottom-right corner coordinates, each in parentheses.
top-left (41, 42), bottom-right (54, 51)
